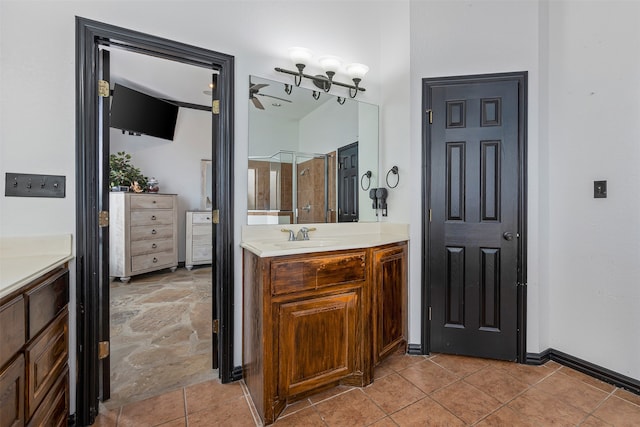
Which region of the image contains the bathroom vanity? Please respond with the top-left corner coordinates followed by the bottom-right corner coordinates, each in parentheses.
top-left (241, 224), bottom-right (408, 425)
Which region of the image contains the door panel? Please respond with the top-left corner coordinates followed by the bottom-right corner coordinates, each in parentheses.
top-left (338, 142), bottom-right (359, 222)
top-left (428, 78), bottom-right (521, 361)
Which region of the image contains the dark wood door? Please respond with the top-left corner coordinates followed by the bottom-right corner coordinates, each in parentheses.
top-left (338, 142), bottom-right (359, 222)
top-left (373, 244), bottom-right (408, 364)
top-left (426, 76), bottom-right (523, 361)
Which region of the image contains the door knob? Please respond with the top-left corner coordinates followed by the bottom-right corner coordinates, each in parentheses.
top-left (503, 232), bottom-right (514, 241)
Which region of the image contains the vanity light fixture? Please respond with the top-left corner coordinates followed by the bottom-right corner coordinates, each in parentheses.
top-left (275, 47), bottom-right (368, 99)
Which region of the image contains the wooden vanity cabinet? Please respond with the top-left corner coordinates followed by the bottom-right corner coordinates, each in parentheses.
top-left (243, 241), bottom-right (407, 425)
top-left (0, 266), bottom-right (69, 427)
top-left (372, 243), bottom-right (408, 364)
top-left (243, 249), bottom-right (372, 425)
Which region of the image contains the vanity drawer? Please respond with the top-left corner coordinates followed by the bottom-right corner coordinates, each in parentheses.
top-left (130, 238), bottom-right (174, 256)
top-left (0, 295), bottom-right (25, 370)
top-left (26, 366), bottom-right (68, 427)
top-left (191, 212), bottom-right (212, 224)
top-left (25, 268), bottom-right (69, 339)
top-left (130, 224), bottom-right (174, 241)
top-left (130, 210), bottom-right (174, 226)
top-left (131, 251), bottom-right (176, 272)
top-left (130, 195), bottom-right (174, 210)
top-left (25, 310), bottom-right (68, 420)
top-left (0, 354), bottom-right (25, 427)
top-left (271, 252), bottom-right (367, 296)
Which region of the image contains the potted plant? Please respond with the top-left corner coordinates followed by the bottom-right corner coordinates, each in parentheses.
top-left (109, 151), bottom-right (148, 192)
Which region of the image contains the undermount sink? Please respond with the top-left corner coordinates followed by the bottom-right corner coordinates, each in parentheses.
top-left (272, 239), bottom-right (340, 249)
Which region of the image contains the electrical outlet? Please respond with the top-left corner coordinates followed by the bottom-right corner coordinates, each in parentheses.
top-left (5, 173), bottom-right (66, 198)
top-left (594, 180), bottom-right (607, 199)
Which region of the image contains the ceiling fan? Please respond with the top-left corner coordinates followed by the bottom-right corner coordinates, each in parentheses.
top-left (249, 82), bottom-right (292, 110)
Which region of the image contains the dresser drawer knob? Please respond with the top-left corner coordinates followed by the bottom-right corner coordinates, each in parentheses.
top-left (151, 215), bottom-right (157, 220)
top-left (152, 229), bottom-right (157, 235)
top-left (153, 257), bottom-right (158, 263)
top-left (152, 200), bottom-right (157, 204)
top-left (152, 243), bottom-right (157, 249)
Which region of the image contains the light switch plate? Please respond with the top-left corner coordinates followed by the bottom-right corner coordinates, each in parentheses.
top-left (5, 173), bottom-right (66, 198)
top-left (594, 180), bottom-right (607, 199)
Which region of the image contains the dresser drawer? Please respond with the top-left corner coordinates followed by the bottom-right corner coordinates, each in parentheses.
top-left (130, 225), bottom-right (174, 241)
top-left (25, 268), bottom-right (69, 339)
top-left (191, 212), bottom-right (213, 224)
top-left (130, 238), bottom-right (174, 256)
top-left (192, 246), bottom-right (212, 262)
top-left (192, 232), bottom-right (212, 246)
top-left (25, 310), bottom-right (68, 420)
top-left (26, 366), bottom-right (68, 427)
top-left (130, 210), bottom-right (174, 226)
top-left (0, 296), bottom-right (25, 370)
top-left (131, 251), bottom-right (176, 272)
top-left (271, 252), bottom-right (367, 296)
top-left (0, 354), bottom-right (25, 427)
top-left (130, 195), bottom-right (174, 210)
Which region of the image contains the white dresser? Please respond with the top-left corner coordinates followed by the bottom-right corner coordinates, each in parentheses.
top-left (109, 193), bottom-right (178, 282)
top-left (185, 211), bottom-right (213, 270)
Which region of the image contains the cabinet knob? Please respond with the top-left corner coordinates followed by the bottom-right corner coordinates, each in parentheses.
top-left (152, 229), bottom-right (157, 235)
top-left (153, 257), bottom-right (158, 263)
top-left (152, 243), bottom-right (157, 249)
top-left (151, 215), bottom-right (157, 220)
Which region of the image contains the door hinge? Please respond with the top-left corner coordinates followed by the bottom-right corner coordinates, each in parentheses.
top-left (429, 209), bottom-right (432, 222)
top-left (98, 210), bottom-right (109, 227)
top-left (429, 306), bottom-right (432, 321)
top-left (212, 319), bottom-right (219, 334)
top-left (98, 80), bottom-right (110, 98)
top-left (98, 341), bottom-right (110, 360)
top-left (426, 109), bottom-right (433, 124)
top-left (211, 209), bottom-right (220, 224)
top-left (212, 100), bottom-right (220, 115)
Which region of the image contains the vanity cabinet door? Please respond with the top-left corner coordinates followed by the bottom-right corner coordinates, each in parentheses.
top-left (278, 292), bottom-right (358, 398)
top-left (372, 243), bottom-right (407, 364)
top-left (0, 354), bottom-right (24, 427)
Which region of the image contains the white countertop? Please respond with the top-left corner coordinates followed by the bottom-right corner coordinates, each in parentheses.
top-left (0, 234), bottom-right (73, 299)
top-left (241, 223), bottom-right (409, 257)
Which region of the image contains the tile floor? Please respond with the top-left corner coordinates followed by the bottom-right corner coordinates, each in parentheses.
top-left (107, 267), bottom-right (215, 408)
top-left (94, 352), bottom-right (640, 426)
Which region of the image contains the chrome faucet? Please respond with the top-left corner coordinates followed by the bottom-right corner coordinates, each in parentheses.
top-left (281, 228), bottom-right (296, 241)
top-left (296, 227), bottom-right (317, 241)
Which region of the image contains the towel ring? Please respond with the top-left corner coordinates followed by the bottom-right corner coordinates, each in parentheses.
top-left (386, 166), bottom-right (399, 188)
top-left (360, 170), bottom-right (372, 190)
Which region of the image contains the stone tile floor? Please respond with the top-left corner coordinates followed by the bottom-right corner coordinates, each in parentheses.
top-left (96, 352), bottom-right (640, 426)
top-left (106, 266), bottom-right (216, 409)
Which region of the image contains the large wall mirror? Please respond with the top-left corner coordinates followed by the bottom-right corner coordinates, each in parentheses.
top-left (248, 75), bottom-right (379, 225)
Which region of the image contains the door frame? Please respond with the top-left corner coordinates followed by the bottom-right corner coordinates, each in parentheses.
top-left (75, 17), bottom-right (235, 425)
top-left (421, 72), bottom-right (528, 362)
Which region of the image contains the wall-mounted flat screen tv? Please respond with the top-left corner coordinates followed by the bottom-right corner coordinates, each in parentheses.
top-left (110, 83), bottom-right (179, 141)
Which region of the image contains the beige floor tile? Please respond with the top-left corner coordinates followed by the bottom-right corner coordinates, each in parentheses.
top-left (430, 354), bottom-right (491, 378)
top-left (592, 395), bottom-right (640, 427)
top-left (580, 415), bottom-right (614, 427)
top-left (369, 417), bottom-right (400, 427)
top-left (615, 388), bottom-right (640, 406)
top-left (314, 389), bottom-right (386, 427)
top-left (533, 370), bottom-right (609, 413)
top-left (558, 366), bottom-right (616, 393)
top-left (475, 405), bottom-right (538, 427)
top-left (184, 378), bottom-right (245, 414)
top-left (391, 396), bottom-right (465, 427)
top-left (430, 380), bottom-right (501, 424)
top-left (380, 353), bottom-right (425, 372)
top-left (157, 418), bottom-right (186, 427)
top-left (118, 389), bottom-right (186, 427)
top-left (93, 408), bottom-right (119, 427)
top-left (273, 407), bottom-right (326, 426)
top-left (363, 373), bottom-right (426, 414)
top-left (464, 365), bottom-right (529, 403)
top-left (398, 359), bottom-right (459, 394)
top-left (507, 387), bottom-right (587, 425)
top-left (494, 360), bottom-right (554, 385)
top-left (187, 395), bottom-right (256, 427)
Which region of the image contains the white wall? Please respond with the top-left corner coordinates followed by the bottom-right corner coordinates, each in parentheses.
top-left (0, 0), bottom-right (385, 386)
top-left (408, 0), bottom-right (543, 351)
top-left (546, 0), bottom-right (640, 379)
